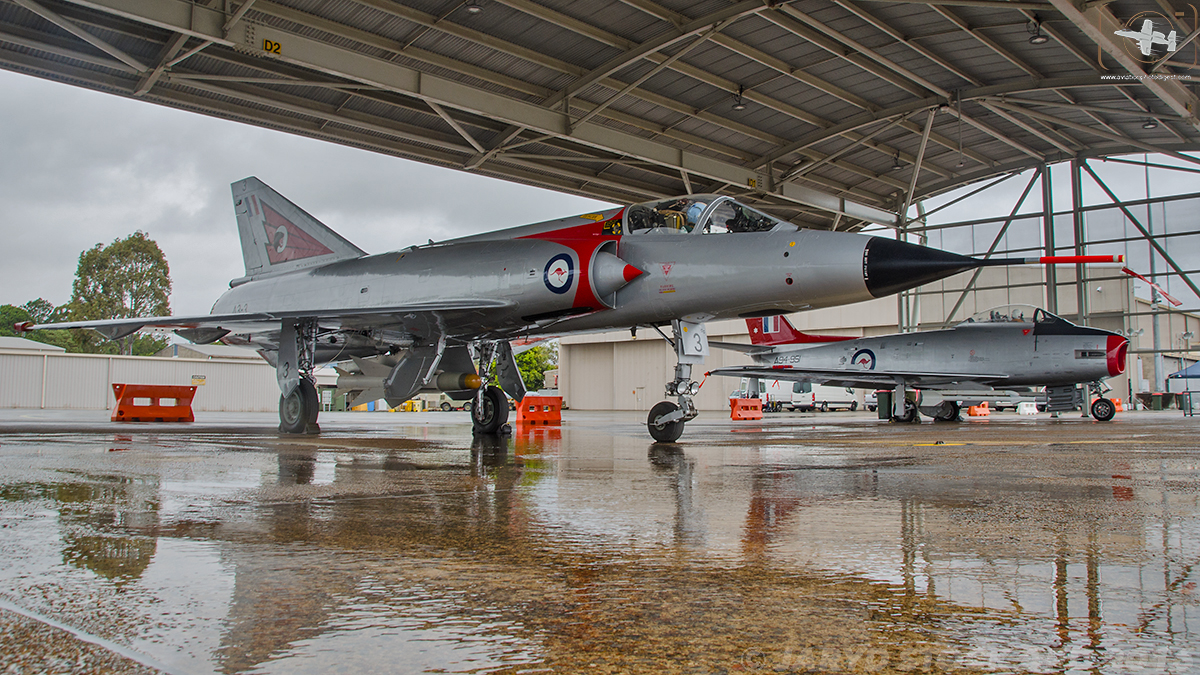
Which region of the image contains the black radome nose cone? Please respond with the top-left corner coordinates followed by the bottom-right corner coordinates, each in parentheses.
top-left (863, 237), bottom-right (981, 298)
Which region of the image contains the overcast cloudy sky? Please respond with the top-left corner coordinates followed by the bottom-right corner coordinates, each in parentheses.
top-left (0, 69), bottom-right (613, 315)
top-left (3, 67), bottom-right (1197, 316)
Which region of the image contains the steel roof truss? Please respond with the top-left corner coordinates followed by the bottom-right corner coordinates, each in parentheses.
top-left (14, 0), bottom-right (147, 71)
top-left (1046, 0), bottom-right (1200, 132)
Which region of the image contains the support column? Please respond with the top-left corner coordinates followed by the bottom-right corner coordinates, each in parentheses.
top-left (1148, 163), bottom-right (1164, 391)
top-left (1071, 160), bottom-right (1088, 324)
top-left (1041, 163), bottom-right (1058, 314)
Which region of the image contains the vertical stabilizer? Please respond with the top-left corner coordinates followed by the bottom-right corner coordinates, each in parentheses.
top-left (232, 177), bottom-right (365, 279)
top-left (747, 316), bottom-right (858, 346)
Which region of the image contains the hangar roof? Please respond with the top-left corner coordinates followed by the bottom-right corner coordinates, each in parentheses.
top-left (2, 0), bottom-right (1199, 229)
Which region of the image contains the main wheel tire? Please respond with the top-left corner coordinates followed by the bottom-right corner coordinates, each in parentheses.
top-left (302, 380), bottom-right (320, 424)
top-left (280, 379), bottom-right (318, 434)
top-left (472, 386), bottom-right (509, 434)
top-left (1091, 397), bottom-right (1116, 421)
top-left (933, 401), bottom-right (961, 422)
top-left (440, 401), bottom-right (452, 412)
top-left (892, 400), bottom-right (919, 424)
top-left (648, 401), bottom-right (685, 443)
top-left (850, 401), bottom-right (858, 412)
top-left (819, 401), bottom-right (829, 412)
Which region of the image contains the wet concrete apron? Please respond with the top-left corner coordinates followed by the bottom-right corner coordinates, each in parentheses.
top-left (0, 410), bottom-right (1197, 674)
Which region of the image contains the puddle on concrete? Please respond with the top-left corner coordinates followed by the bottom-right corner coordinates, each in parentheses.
top-left (0, 413), bottom-right (1197, 673)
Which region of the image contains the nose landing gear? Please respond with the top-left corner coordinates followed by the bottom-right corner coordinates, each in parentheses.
top-left (646, 319), bottom-right (707, 442)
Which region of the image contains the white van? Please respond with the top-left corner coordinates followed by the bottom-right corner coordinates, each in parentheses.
top-left (790, 381), bottom-right (858, 412)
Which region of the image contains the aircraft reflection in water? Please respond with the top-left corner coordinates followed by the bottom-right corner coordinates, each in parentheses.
top-left (708, 305), bottom-right (1129, 421)
top-left (0, 425), bottom-right (1195, 673)
top-left (18, 178), bottom-right (1116, 441)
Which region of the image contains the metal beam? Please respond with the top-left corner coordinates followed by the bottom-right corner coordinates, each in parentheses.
top-left (783, 117), bottom-right (908, 181)
top-left (427, 100), bottom-right (485, 153)
top-left (569, 20), bottom-right (727, 132)
top-left (134, 31), bottom-right (189, 95)
top-left (1041, 164), bottom-right (1058, 313)
top-left (546, 0), bottom-right (767, 108)
top-left (57, 0), bottom-right (896, 223)
top-left (852, 0), bottom-right (1056, 8)
top-left (12, 0), bottom-right (147, 72)
top-left (932, 5), bottom-right (1127, 143)
top-left (976, 101), bottom-right (1076, 155)
top-left (1045, 0), bottom-right (1200, 132)
top-left (904, 171), bottom-right (1022, 227)
top-left (497, 0), bottom-right (956, 180)
top-left (988, 100), bottom-right (1200, 165)
top-left (942, 169), bottom-right (1043, 323)
top-left (1080, 161), bottom-right (1200, 301)
top-left (900, 110), bottom-right (937, 221)
top-left (987, 96), bottom-right (1174, 121)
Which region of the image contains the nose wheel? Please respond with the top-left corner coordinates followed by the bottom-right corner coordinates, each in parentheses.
top-left (1091, 397), bottom-right (1116, 421)
top-left (648, 401), bottom-right (686, 442)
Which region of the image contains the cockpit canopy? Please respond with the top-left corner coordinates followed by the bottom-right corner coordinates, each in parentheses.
top-left (962, 304), bottom-right (1064, 326)
top-left (624, 195), bottom-right (795, 235)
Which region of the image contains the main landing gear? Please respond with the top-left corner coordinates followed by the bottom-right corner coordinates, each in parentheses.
top-left (470, 340), bottom-right (522, 436)
top-left (647, 319), bottom-right (707, 442)
top-left (278, 319), bottom-right (321, 434)
top-left (472, 385), bottom-right (509, 434)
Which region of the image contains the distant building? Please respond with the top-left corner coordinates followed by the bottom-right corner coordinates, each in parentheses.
top-left (0, 336), bottom-right (66, 353)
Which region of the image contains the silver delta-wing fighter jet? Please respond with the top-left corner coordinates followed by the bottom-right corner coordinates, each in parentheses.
top-left (707, 305), bottom-right (1129, 422)
top-left (18, 178), bottom-right (1118, 441)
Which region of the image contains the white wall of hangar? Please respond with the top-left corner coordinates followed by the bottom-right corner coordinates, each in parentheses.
top-left (63, 0), bottom-right (898, 225)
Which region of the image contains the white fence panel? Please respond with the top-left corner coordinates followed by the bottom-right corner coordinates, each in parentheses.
top-left (0, 352), bottom-right (279, 411)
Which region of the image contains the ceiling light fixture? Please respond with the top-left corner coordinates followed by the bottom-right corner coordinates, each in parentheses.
top-left (1143, 119), bottom-right (1159, 129)
top-left (891, 152), bottom-right (904, 171)
top-left (1028, 16), bottom-right (1049, 45)
top-left (732, 85), bottom-right (747, 111)
top-left (465, 1), bottom-right (482, 14)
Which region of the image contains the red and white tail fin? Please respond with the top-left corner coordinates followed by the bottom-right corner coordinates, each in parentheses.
top-left (232, 177), bottom-right (365, 280)
top-left (747, 315), bottom-right (857, 346)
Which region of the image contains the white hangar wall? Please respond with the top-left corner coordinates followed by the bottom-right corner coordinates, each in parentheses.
top-left (0, 350), bottom-right (279, 411)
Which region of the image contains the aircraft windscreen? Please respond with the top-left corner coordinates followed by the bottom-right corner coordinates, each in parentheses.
top-left (625, 196), bottom-right (712, 234)
top-left (703, 200), bottom-right (785, 234)
top-left (624, 196), bottom-right (790, 235)
top-left (964, 304), bottom-right (1042, 324)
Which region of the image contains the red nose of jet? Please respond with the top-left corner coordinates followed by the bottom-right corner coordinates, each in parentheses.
top-left (1107, 334), bottom-right (1129, 376)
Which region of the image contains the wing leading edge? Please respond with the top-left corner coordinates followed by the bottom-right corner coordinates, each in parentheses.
top-left (17, 299), bottom-right (517, 342)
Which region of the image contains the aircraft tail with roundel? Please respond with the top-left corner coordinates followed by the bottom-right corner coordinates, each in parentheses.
top-left (746, 316), bottom-right (858, 346)
top-left (232, 177), bottom-right (365, 281)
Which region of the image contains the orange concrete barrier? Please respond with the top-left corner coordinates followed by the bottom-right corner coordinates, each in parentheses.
top-left (111, 384), bottom-right (197, 422)
top-left (515, 395), bottom-right (562, 425)
top-left (730, 398), bottom-right (763, 421)
top-left (967, 401), bottom-right (990, 417)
